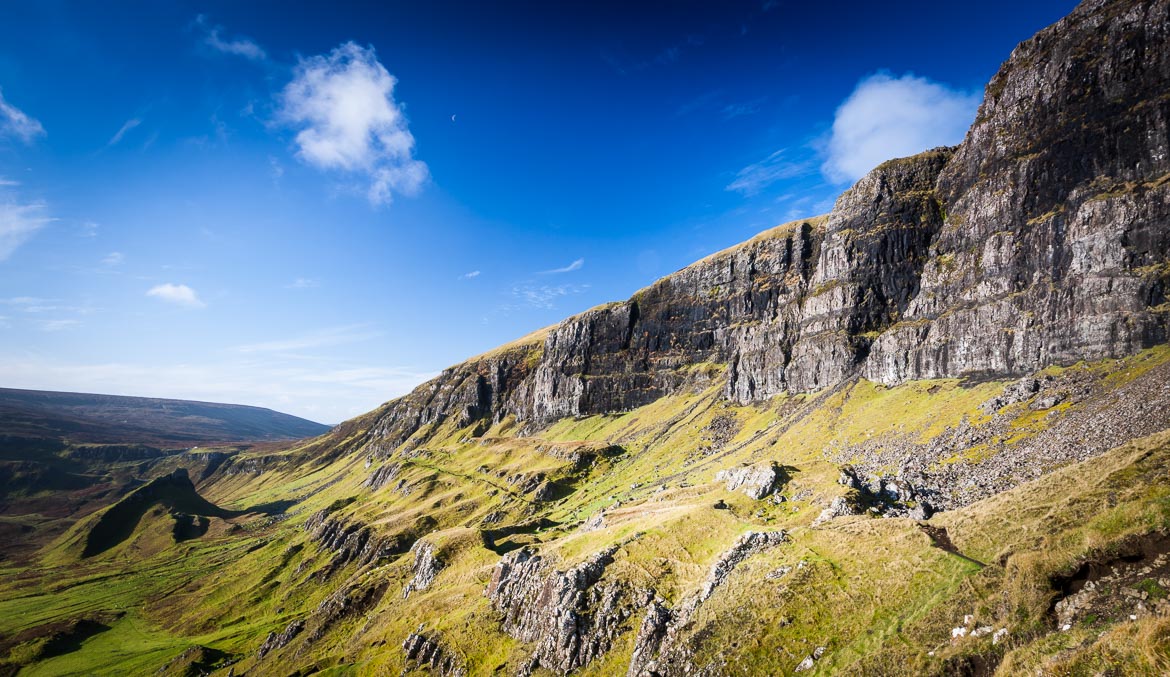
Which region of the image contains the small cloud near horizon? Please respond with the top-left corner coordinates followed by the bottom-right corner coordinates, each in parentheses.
top-left (287, 277), bottom-right (319, 289)
top-left (146, 283), bottom-right (205, 308)
top-left (459, 270), bottom-right (481, 280)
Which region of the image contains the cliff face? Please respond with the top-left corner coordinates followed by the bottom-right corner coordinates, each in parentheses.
top-left (867, 0), bottom-right (1170, 384)
top-left (367, 0), bottom-right (1170, 447)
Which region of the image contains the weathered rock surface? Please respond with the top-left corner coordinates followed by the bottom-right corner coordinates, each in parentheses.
top-left (486, 545), bottom-right (640, 674)
top-left (716, 462), bottom-right (785, 499)
top-left (402, 628), bottom-right (467, 677)
top-left (403, 539), bottom-right (442, 598)
top-left (866, 0), bottom-right (1170, 385)
top-left (304, 506), bottom-right (423, 578)
top-left (831, 356), bottom-right (1170, 511)
top-left (630, 530), bottom-right (787, 676)
top-left (256, 619), bottom-right (303, 658)
top-left (812, 496), bottom-right (860, 528)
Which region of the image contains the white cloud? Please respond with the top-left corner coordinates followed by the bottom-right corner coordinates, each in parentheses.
top-left (459, 270), bottom-right (481, 280)
top-left (539, 258), bottom-right (584, 274)
top-left (197, 15), bottom-right (267, 61)
top-left (0, 178), bottom-right (19, 186)
top-left (822, 72), bottom-right (980, 183)
top-left (102, 251), bottom-right (124, 266)
top-left (0, 89), bottom-right (44, 144)
top-left (0, 199), bottom-right (52, 261)
top-left (511, 283), bottom-right (589, 309)
top-left (727, 149), bottom-right (813, 196)
top-left (107, 118), bottom-right (141, 146)
top-left (146, 283), bottom-right (205, 308)
top-left (277, 42), bottom-right (428, 206)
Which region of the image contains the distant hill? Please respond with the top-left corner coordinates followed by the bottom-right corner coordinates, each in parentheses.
top-left (0, 388), bottom-right (330, 447)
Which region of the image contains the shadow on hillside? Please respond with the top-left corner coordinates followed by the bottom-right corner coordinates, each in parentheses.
top-left (481, 518), bottom-right (560, 555)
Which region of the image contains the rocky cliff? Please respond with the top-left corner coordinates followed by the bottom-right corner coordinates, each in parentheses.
top-left (360, 0), bottom-right (1169, 453)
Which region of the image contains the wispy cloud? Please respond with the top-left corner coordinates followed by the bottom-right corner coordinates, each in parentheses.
top-left (286, 277), bottom-right (319, 289)
top-left (722, 98), bottom-right (765, 119)
top-left (196, 15), bottom-right (267, 61)
top-left (726, 149), bottom-right (813, 196)
top-left (0, 89), bottom-right (44, 144)
top-left (511, 283), bottom-right (589, 309)
top-left (230, 324), bottom-right (381, 354)
top-left (39, 319), bottom-right (81, 332)
top-left (101, 251), bottom-right (124, 266)
top-left (0, 178), bottom-right (19, 187)
top-left (822, 72), bottom-right (980, 183)
top-left (459, 270), bottom-right (481, 280)
top-left (107, 118), bottom-right (141, 146)
top-left (146, 283), bottom-right (205, 308)
top-left (269, 156), bottom-right (285, 183)
top-left (0, 198), bottom-right (53, 261)
top-left (277, 42), bottom-right (428, 206)
top-left (539, 258), bottom-right (584, 275)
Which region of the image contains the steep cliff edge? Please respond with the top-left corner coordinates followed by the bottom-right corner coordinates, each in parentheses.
top-left (867, 0), bottom-right (1170, 384)
top-left (360, 0), bottom-right (1170, 452)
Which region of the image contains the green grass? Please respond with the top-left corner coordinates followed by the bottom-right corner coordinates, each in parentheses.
top-left (4, 348), bottom-right (1170, 675)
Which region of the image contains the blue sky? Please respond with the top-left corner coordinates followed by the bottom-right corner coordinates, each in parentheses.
top-left (0, 0), bottom-right (1076, 424)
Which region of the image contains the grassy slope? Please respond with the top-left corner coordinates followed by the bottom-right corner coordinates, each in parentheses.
top-left (1, 347), bottom-right (1169, 675)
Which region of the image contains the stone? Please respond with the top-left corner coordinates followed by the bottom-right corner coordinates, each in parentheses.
top-left (716, 462), bottom-right (783, 499)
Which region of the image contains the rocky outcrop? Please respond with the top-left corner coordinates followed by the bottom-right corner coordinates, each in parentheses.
top-left (305, 578), bottom-right (388, 644)
top-left (368, 342), bottom-right (542, 453)
top-left (629, 531), bottom-right (787, 676)
top-left (304, 507), bottom-right (420, 578)
top-left (866, 0), bottom-right (1170, 385)
top-left (363, 461), bottom-right (401, 491)
top-left (402, 628), bottom-right (467, 677)
top-left (831, 355), bottom-right (1170, 510)
top-left (812, 496), bottom-right (861, 528)
top-left (403, 539), bottom-right (442, 598)
top-left (486, 546), bottom-right (641, 674)
top-left (356, 0), bottom-right (1170, 474)
top-left (256, 619), bottom-right (303, 658)
top-left (716, 462), bottom-right (785, 499)
top-left (694, 530), bottom-right (788, 604)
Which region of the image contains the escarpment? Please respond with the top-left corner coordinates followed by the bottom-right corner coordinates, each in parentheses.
top-left (358, 1), bottom-right (1169, 453)
top-left (866, 0), bottom-right (1170, 385)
